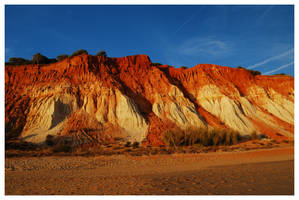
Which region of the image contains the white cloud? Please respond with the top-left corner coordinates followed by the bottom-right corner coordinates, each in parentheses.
top-left (263, 62), bottom-right (294, 75)
top-left (173, 7), bottom-right (203, 35)
top-left (5, 47), bottom-right (15, 59)
top-left (257, 6), bottom-right (274, 23)
top-left (5, 48), bottom-right (11, 53)
top-left (179, 37), bottom-right (232, 57)
top-left (248, 48), bottom-right (294, 69)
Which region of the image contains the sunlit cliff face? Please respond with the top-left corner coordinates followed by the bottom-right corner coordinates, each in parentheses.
top-left (5, 54), bottom-right (294, 145)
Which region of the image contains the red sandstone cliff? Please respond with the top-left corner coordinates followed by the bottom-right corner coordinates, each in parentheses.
top-left (5, 54), bottom-right (294, 145)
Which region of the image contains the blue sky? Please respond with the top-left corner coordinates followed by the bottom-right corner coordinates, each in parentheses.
top-left (5, 5), bottom-right (294, 75)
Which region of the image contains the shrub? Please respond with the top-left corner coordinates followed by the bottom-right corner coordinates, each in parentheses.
top-left (237, 66), bottom-right (261, 76)
top-left (225, 130), bottom-right (232, 145)
top-left (250, 131), bottom-right (259, 140)
top-left (132, 141), bottom-right (139, 148)
top-left (45, 134), bottom-right (55, 146)
top-left (231, 130), bottom-right (241, 145)
top-left (48, 58), bottom-right (58, 64)
top-left (181, 66), bottom-right (188, 69)
top-left (57, 54), bottom-right (69, 61)
top-left (152, 63), bottom-right (162, 66)
top-left (52, 144), bottom-right (72, 153)
top-left (70, 49), bottom-right (88, 57)
top-left (8, 54), bottom-right (57, 65)
top-left (125, 141), bottom-right (131, 147)
top-left (259, 134), bottom-right (267, 139)
top-left (5, 121), bottom-right (24, 139)
top-left (7, 57), bottom-right (32, 65)
top-left (248, 69), bottom-right (261, 76)
top-left (162, 129), bottom-right (185, 147)
top-left (199, 130), bottom-right (213, 146)
top-left (162, 128), bottom-right (241, 147)
top-left (5, 139), bottom-right (38, 151)
top-left (186, 128), bottom-right (204, 145)
top-left (274, 73), bottom-right (287, 76)
top-left (96, 50), bottom-right (107, 57)
top-left (212, 129), bottom-right (226, 145)
top-left (32, 53), bottom-right (50, 64)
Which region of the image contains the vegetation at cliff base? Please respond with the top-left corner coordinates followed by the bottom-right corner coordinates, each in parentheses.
top-left (162, 128), bottom-right (241, 147)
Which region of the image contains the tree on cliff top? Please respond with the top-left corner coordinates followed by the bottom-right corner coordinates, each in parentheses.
top-left (152, 63), bottom-right (162, 66)
top-left (96, 50), bottom-right (107, 57)
top-left (237, 66), bottom-right (261, 76)
top-left (6, 57), bottom-right (31, 65)
top-left (57, 54), bottom-right (69, 61)
top-left (70, 49), bottom-right (88, 57)
top-left (32, 53), bottom-right (50, 64)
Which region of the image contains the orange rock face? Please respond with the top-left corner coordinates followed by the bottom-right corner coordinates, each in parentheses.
top-left (5, 54), bottom-right (294, 145)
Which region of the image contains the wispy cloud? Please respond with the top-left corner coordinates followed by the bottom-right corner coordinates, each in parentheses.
top-left (5, 47), bottom-right (11, 54)
top-left (66, 9), bottom-right (73, 16)
top-left (179, 37), bottom-right (232, 57)
top-left (173, 8), bottom-right (203, 35)
top-left (251, 6), bottom-right (274, 28)
top-left (258, 6), bottom-right (274, 22)
top-left (5, 47), bottom-right (15, 59)
top-left (248, 48), bottom-right (294, 69)
top-left (48, 28), bottom-right (73, 41)
top-left (263, 61), bottom-right (294, 75)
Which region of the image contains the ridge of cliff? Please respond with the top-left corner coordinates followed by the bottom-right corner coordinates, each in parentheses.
top-left (5, 54), bottom-right (294, 145)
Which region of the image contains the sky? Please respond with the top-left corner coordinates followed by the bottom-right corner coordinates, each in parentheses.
top-left (5, 5), bottom-right (294, 76)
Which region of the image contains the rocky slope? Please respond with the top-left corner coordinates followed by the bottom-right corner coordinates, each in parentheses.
top-left (5, 54), bottom-right (294, 145)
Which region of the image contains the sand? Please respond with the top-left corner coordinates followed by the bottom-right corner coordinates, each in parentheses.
top-left (5, 146), bottom-right (294, 195)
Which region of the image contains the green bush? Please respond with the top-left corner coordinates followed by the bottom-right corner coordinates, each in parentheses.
top-left (45, 135), bottom-right (55, 146)
top-left (32, 53), bottom-right (50, 64)
top-left (250, 131), bottom-right (259, 140)
top-left (237, 66), bottom-right (261, 76)
top-left (132, 142), bottom-right (139, 148)
top-left (186, 128), bottom-right (203, 145)
top-left (162, 129), bottom-right (185, 147)
top-left (7, 57), bottom-right (32, 65)
top-left (70, 49), bottom-right (88, 57)
top-left (48, 58), bottom-right (58, 64)
top-left (52, 144), bottom-right (73, 153)
top-left (152, 63), bottom-right (162, 66)
top-left (231, 130), bottom-right (241, 145)
top-left (212, 129), bottom-right (226, 145)
top-left (274, 73), bottom-right (287, 76)
top-left (7, 54), bottom-right (58, 66)
top-left (57, 54), bottom-right (69, 61)
top-left (125, 141), bottom-right (131, 147)
top-left (96, 50), bottom-right (107, 57)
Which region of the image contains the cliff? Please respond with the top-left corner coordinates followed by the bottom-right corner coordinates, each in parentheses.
top-left (5, 54), bottom-right (294, 145)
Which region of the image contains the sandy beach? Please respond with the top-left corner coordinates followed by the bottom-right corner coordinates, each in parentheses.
top-left (5, 146), bottom-right (294, 195)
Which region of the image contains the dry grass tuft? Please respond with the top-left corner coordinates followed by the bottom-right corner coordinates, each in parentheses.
top-left (162, 127), bottom-right (241, 147)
